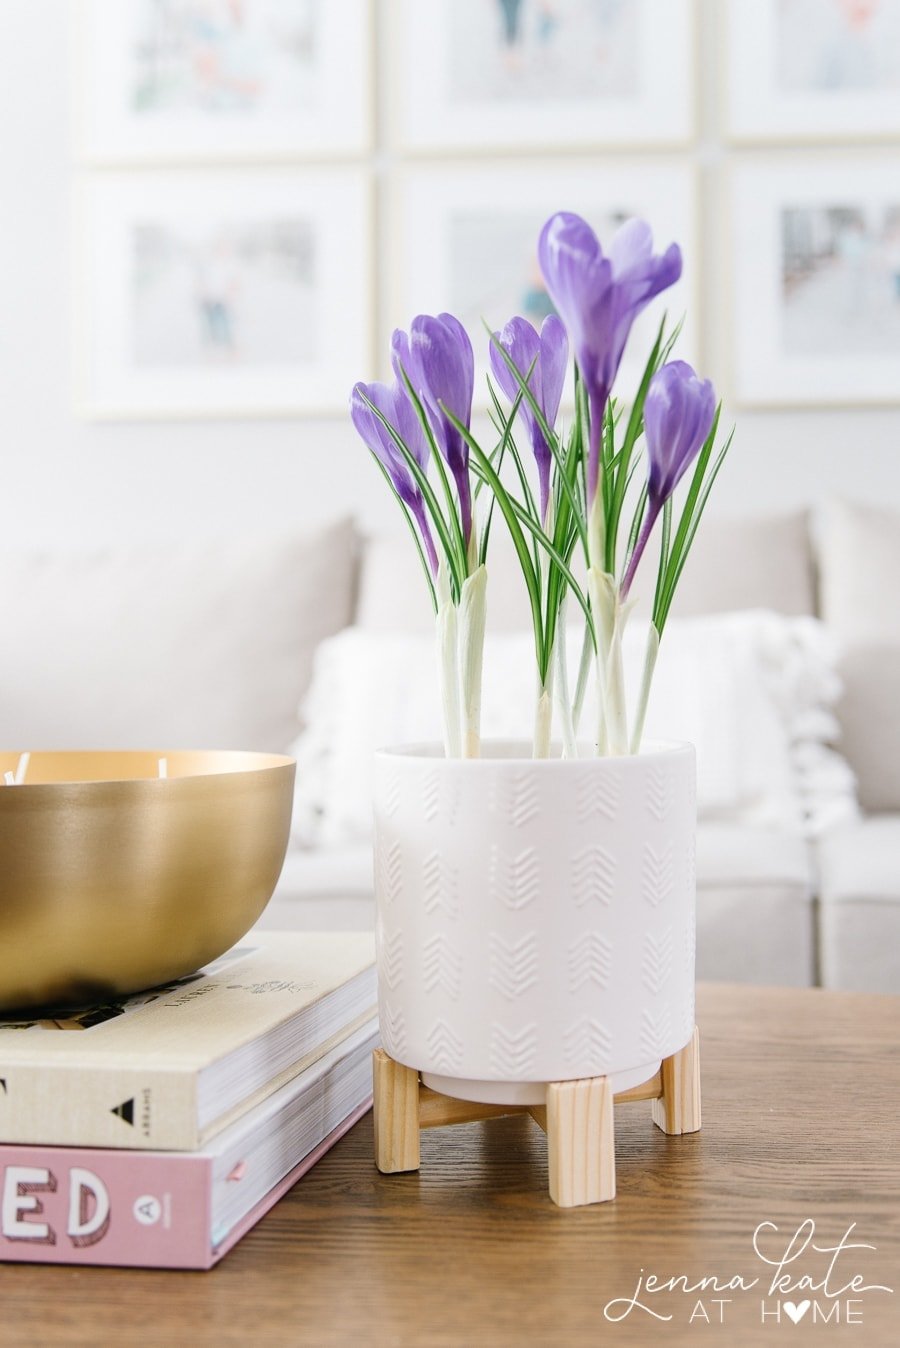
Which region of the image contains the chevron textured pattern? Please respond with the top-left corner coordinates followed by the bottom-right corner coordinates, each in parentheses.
top-left (575, 769), bottom-right (619, 822)
top-left (422, 850), bottom-right (459, 918)
top-left (641, 926), bottom-right (674, 994)
top-left (489, 1023), bottom-right (539, 1076)
top-left (640, 1006), bottom-right (673, 1059)
top-left (376, 837), bottom-right (403, 907)
top-left (567, 932), bottom-right (613, 991)
top-left (563, 1016), bottom-right (612, 1066)
top-left (380, 1001), bottom-right (408, 1057)
top-left (489, 932), bottom-right (539, 1000)
top-left (645, 765), bottom-right (673, 821)
top-left (571, 844), bottom-right (616, 907)
top-left (379, 930), bottom-right (404, 991)
top-left (641, 842), bottom-right (675, 908)
top-left (422, 933), bottom-right (462, 999)
top-left (426, 1019), bottom-right (464, 1073)
top-left (490, 845), bottom-right (541, 911)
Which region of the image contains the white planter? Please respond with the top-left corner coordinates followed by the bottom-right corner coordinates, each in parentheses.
top-left (373, 740), bottom-right (696, 1106)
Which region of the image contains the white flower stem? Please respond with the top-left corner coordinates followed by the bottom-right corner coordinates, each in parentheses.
top-left (533, 677), bottom-right (554, 759)
top-left (588, 566), bottom-right (629, 757)
top-left (630, 623), bottom-right (660, 755)
top-left (436, 562), bottom-right (462, 759)
top-left (459, 564), bottom-right (487, 759)
top-left (553, 594), bottom-right (578, 759)
top-left (571, 611), bottom-right (594, 736)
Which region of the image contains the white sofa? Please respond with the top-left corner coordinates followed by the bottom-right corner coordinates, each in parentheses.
top-left (1, 502), bottom-right (897, 993)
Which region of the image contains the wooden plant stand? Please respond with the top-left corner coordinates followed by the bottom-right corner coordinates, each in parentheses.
top-left (373, 1028), bottom-right (701, 1208)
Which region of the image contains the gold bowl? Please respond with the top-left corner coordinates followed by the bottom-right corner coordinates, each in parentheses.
top-left (0, 750), bottom-right (295, 1012)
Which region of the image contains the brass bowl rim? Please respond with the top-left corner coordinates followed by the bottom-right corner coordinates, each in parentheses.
top-left (0, 749), bottom-right (295, 788)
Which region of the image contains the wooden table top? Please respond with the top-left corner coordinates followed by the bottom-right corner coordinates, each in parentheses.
top-left (1, 983), bottom-right (898, 1347)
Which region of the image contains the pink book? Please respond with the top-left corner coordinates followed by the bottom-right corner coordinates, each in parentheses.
top-left (0, 1024), bottom-right (376, 1270)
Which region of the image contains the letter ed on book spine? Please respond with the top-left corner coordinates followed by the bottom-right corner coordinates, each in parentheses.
top-left (0, 1021), bottom-right (378, 1269)
top-left (0, 932), bottom-right (376, 1150)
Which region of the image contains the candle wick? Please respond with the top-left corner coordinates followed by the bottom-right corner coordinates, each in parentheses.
top-left (14, 753), bottom-right (30, 785)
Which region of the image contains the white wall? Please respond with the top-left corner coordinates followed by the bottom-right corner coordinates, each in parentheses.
top-left (0, 0), bottom-right (897, 549)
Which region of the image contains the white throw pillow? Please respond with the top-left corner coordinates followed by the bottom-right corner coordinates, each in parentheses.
top-left (290, 611), bottom-right (850, 848)
top-left (0, 519), bottom-right (358, 753)
top-left (819, 498), bottom-right (900, 646)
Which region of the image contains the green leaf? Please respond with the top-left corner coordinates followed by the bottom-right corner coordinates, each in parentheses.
top-left (395, 367), bottom-right (469, 583)
top-left (368, 452), bottom-right (437, 614)
top-left (652, 495), bottom-right (673, 619)
top-left (358, 388), bottom-right (464, 599)
top-left (448, 410), bottom-right (547, 677)
top-left (469, 464), bottom-right (596, 648)
top-left (657, 426), bottom-right (735, 631)
top-left (604, 313), bottom-right (667, 573)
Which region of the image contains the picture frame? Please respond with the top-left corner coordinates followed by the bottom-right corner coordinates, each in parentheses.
top-left (76, 0), bottom-right (373, 163)
top-left (725, 0), bottom-right (900, 143)
top-left (729, 155), bottom-right (900, 407)
top-left (393, 0), bottom-right (695, 152)
top-left (75, 167), bottom-right (373, 419)
top-left (388, 160), bottom-right (699, 401)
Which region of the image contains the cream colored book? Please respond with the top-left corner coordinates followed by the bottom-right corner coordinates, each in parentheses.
top-left (0, 931), bottom-right (376, 1151)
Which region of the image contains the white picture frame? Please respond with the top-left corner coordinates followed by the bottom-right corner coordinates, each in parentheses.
top-left (394, 0), bottom-right (695, 152)
top-left (75, 167), bottom-right (373, 418)
top-left (388, 160), bottom-right (699, 402)
top-left (76, 0), bottom-right (373, 163)
top-left (726, 0), bottom-right (900, 142)
top-left (730, 155), bottom-right (900, 407)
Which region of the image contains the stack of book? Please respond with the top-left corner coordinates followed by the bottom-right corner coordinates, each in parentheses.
top-left (0, 930), bottom-right (377, 1269)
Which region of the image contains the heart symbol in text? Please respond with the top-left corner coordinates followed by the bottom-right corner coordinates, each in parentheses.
top-left (784, 1300), bottom-right (811, 1324)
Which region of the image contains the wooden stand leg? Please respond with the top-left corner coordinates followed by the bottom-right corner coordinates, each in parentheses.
top-left (546, 1076), bottom-right (616, 1208)
top-left (373, 1048), bottom-right (421, 1173)
top-left (651, 1026), bottom-right (701, 1136)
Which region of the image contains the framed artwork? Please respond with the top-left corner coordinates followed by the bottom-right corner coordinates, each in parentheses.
top-left (77, 0), bottom-right (372, 162)
top-left (394, 0), bottom-right (695, 151)
top-left (75, 167), bottom-right (372, 418)
top-left (389, 161), bottom-right (698, 401)
top-left (730, 156), bottom-right (900, 406)
top-left (726, 0), bottom-right (900, 141)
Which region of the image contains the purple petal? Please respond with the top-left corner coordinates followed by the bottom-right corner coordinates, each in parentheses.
top-left (489, 316), bottom-right (541, 406)
top-left (350, 380), bottom-right (420, 508)
top-left (538, 313), bottom-right (568, 426)
top-left (644, 360), bottom-right (716, 503)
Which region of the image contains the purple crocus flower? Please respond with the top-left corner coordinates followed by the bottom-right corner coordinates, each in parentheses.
top-left (620, 360), bottom-right (716, 600)
top-left (489, 314), bottom-right (568, 525)
top-left (351, 378), bottom-right (439, 576)
top-left (538, 212), bottom-right (682, 510)
top-left (392, 313), bottom-right (475, 545)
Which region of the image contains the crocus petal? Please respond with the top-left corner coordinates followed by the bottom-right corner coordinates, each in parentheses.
top-left (538, 210), bottom-right (682, 512)
top-left (350, 380), bottom-right (420, 508)
top-left (538, 212), bottom-right (613, 391)
top-left (490, 314), bottom-right (569, 524)
top-left (489, 316), bottom-right (541, 407)
top-left (392, 312), bottom-right (475, 544)
top-left (538, 313), bottom-right (568, 427)
top-left (644, 360), bottom-right (716, 503)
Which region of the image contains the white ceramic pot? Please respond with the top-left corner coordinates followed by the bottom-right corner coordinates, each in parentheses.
top-left (373, 740), bottom-right (696, 1105)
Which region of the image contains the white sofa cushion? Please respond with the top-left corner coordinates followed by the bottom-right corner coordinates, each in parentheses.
top-left (818, 817), bottom-right (900, 993)
top-left (820, 499), bottom-right (900, 645)
top-left (0, 519), bottom-right (358, 753)
top-left (833, 645), bottom-right (900, 812)
top-left (819, 500), bottom-right (900, 811)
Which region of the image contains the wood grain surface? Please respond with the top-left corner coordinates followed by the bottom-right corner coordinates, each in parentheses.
top-left (1, 983), bottom-right (898, 1347)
